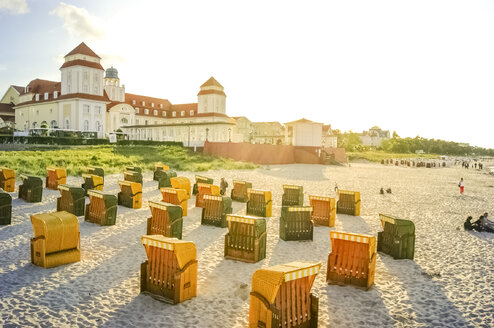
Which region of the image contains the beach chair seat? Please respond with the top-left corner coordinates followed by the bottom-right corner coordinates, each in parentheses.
top-left (140, 235), bottom-right (197, 304)
top-left (0, 167), bottom-right (15, 192)
top-left (0, 189), bottom-right (12, 225)
top-left (81, 173), bottom-right (104, 195)
top-left (280, 206), bottom-right (313, 241)
top-left (336, 190), bottom-right (361, 216)
top-left (19, 175), bottom-right (43, 203)
top-left (153, 163), bottom-right (170, 181)
top-left (155, 170), bottom-right (178, 188)
top-left (192, 175), bottom-right (213, 195)
top-left (231, 180), bottom-right (252, 202)
top-left (201, 195), bottom-right (232, 228)
top-left (309, 195), bottom-right (336, 227)
top-left (85, 190), bottom-right (118, 226)
top-left (46, 166), bottom-right (67, 190)
top-left (224, 215), bottom-right (266, 263)
top-left (83, 166), bottom-right (104, 180)
top-left (124, 170), bottom-right (143, 185)
top-left (118, 180), bottom-right (142, 209)
top-left (327, 231), bottom-right (376, 289)
top-left (30, 211), bottom-right (80, 268)
top-left (147, 201), bottom-right (183, 239)
top-left (281, 184), bottom-right (304, 206)
top-left (246, 189), bottom-right (272, 217)
top-left (171, 177), bottom-right (191, 199)
top-left (377, 214), bottom-right (415, 260)
top-left (195, 183), bottom-right (220, 208)
top-left (160, 187), bottom-right (188, 216)
top-left (249, 261), bottom-right (321, 328)
top-left (57, 184), bottom-right (86, 216)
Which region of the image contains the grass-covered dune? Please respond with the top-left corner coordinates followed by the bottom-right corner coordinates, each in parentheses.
top-left (347, 150), bottom-right (439, 162)
top-left (0, 145), bottom-right (257, 176)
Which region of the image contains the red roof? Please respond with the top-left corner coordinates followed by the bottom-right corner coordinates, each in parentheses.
top-left (60, 60), bottom-right (104, 70)
top-left (200, 76), bottom-right (223, 88)
top-left (16, 84), bottom-right (110, 106)
top-left (21, 79), bottom-right (61, 95)
top-left (11, 85), bottom-right (24, 94)
top-left (197, 89), bottom-right (226, 97)
top-left (124, 93), bottom-right (200, 118)
top-left (285, 118), bottom-right (323, 125)
top-left (65, 42), bottom-right (101, 59)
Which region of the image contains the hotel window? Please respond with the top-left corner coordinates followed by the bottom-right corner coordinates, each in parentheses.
top-left (65, 119), bottom-right (70, 129)
top-left (142, 101), bottom-right (145, 106)
top-left (181, 111), bottom-right (185, 117)
top-left (145, 120), bottom-right (148, 125)
top-left (162, 111), bottom-right (166, 117)
top-left (132, 100), bottom-right (136, 105)
top-left (36, 110), bottom-right (39, 115)
top-left (144, 109), bottom-right (149, 115)
top-left (153, 109), bottom-right (158, 116)
top-left (44, 92), bottom-right (48, 100)
top-left (190, 110), bottom-right (194, 116)
top-left (83, 120), bottom-right (89, 131)
top-left (83, 105), bottom-right (90, 113)
top-left (136, 119), bottom-right (139, 125)
top-left (152, 103), bottom-right (154, 107)
top-left (95, 106), bottom-right (101, 114)
top-left (172, 111), bottom-right (176, 117)
top-left (160, 104), bottom-right (163, 108)
top-left (50, 120), bottom-right (57, 128)
top-left (83, 71), bottom-right (89, 81)
top-left (135, 107), bottom-right (139, 114)
top-left (83, 85), bottom-right (88, 93)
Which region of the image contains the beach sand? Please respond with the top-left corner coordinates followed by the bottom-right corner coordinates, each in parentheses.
top-left (1, 163), bottom-right (493, 327)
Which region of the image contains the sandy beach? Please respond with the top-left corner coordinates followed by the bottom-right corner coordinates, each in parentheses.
top-left (1, 162), bottom-right (493, 327)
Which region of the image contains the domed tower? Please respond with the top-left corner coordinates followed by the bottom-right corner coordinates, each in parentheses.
top-left (104, 66), bottom-right (125, 102)
top-left (197, 77), bottom-right (226, 114)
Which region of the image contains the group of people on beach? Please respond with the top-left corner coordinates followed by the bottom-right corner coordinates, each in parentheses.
top-left (460, 161), bottom-right (484, 169)
top-left (464, 213), bottom-right (494, 233)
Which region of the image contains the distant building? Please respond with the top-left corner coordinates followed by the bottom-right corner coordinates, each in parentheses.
top-left (285, 118), bottom-right (323, 147)
top-left (231, 116), bottom-right (252, 142)
top-left (322, 124), bottom-right (338, 148)
top-left (250, 121), bottom-right (286, 144)
top-left (360, 126), bottom-right (390, 147)
top-left (0, 85), bottom-right (22, 128)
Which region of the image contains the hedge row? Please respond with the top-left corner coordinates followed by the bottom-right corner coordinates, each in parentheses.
top-left (0, 136), bottom-right (183, 147)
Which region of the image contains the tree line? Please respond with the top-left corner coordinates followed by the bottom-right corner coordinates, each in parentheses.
top-left (337, 132), bottom-right (494, 156)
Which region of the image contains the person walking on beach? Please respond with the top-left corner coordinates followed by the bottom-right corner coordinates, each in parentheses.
top-left (220, 178), bottom-right (228, 196)
top-left (458, 178), bottom-right (464, 194)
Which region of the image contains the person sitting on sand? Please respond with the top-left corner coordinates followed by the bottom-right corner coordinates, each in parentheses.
top-left (380, 188), bottom-right (385, 194)
top-left (386, 188), bottom-right (392, 194)
top-left (464, 216), bottom-right (481, 231)
top-left (220, 178), bottom-right (228, 196)
top-left (481, 212), bottom-right (494, 233)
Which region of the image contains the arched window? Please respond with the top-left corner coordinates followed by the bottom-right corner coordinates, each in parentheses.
top-left (121, 117), bottom-right (128, 124)
top-left (83, 120), bottom-right (89, 131)
top-left (32, 122), bottom-right (37, 128)
top-left (65, 119), bottom-right (70, 129)
top-left (50, 120), bottom-right (57, 128)
top-left (95, 121), bottom-right (101, 131)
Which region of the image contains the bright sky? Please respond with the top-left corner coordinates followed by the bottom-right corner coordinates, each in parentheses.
top-left (1, 0), bottom-right (493, 148)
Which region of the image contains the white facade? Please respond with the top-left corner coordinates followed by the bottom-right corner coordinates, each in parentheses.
top-left (286, 119), bottom-right (323, 147)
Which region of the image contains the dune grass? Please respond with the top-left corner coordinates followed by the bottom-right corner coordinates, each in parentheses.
top-left (347, 150), bottom-right (440, 162)
top-left (0, 145), bottom-right (257, 177)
